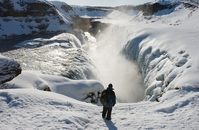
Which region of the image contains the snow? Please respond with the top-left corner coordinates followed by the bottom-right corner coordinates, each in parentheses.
top-left (1, 0), bottom-right (199, 129)
top-left (50, 1), bottom-right (76, 24)
top-left (4, 71), bottom-right (104, 102)
top-left (1, 86), bottom-right (199, 129)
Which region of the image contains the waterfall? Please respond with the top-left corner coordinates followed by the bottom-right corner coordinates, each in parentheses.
top-left (87, 25), bottom-right (145, 103)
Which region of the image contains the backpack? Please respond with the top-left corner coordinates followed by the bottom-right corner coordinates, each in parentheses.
top-left (100, 90), bottom-right (107, 106)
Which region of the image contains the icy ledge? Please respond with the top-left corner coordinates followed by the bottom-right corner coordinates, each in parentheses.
top-left (122, 27), bottom-right (199, 101)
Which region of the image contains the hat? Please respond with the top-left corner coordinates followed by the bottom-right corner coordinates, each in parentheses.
top-left (107, 83), bottom-right (113, 90)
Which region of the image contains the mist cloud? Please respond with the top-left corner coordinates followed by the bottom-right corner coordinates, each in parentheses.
top-left (88, 25), bottom-right (145, 103)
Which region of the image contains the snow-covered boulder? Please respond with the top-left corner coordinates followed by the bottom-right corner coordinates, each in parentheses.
top-left (0, 54), bottom-right (21, 84)
top-left (5, 71), bottom-right (104, 104)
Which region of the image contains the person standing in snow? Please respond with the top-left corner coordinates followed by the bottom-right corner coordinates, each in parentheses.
top-left (101, 83), bottom-right (116, 120)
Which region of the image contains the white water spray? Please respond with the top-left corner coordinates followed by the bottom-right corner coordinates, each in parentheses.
top-left (88, 25), bottom-right (145, 103)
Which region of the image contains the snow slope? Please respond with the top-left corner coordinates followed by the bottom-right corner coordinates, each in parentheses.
top-left (123, 1), bottom-right (199, 101)
top-left (1, 83), bottom-right (199, 129)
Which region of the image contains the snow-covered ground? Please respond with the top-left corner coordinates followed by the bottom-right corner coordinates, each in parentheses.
top-left (1, 0), bottom-right (199, 129)
top-left (1, 87), bottom-right (199, 129)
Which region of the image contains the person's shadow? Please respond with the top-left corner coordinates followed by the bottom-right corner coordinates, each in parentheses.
top-left (104, 119), bottom-right (117, 130)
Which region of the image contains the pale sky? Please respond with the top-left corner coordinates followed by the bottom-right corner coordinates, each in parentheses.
top-left (52, 0), bottom-right (154, 6)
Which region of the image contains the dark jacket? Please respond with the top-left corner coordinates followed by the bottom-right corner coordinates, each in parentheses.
top-left (102, 88), bottom-right (116, 108)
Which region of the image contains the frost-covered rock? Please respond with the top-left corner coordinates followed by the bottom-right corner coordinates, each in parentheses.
top-left (0, 54), bottom-right (21, 84)
top-left (0, 0), bottom-right (72, 39)
top-left (115, 1), bottom-right (180, 16)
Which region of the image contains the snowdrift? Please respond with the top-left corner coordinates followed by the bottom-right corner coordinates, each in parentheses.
top-left (1, 83), bottom-right (199, 129)
top-left (4, 71), bottom-right (104, 103)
